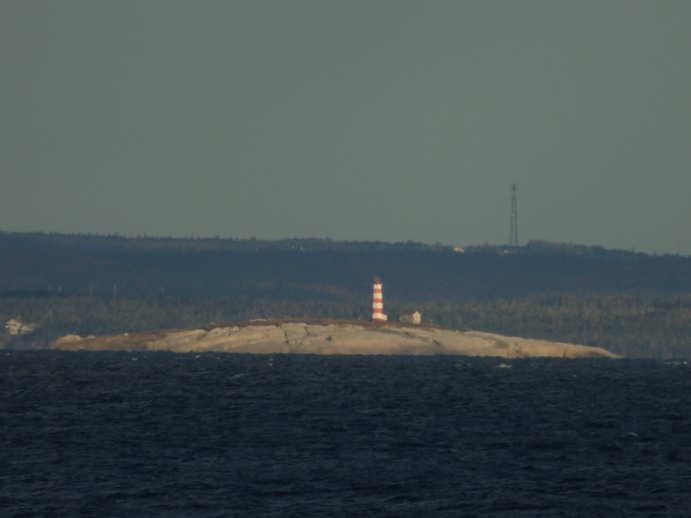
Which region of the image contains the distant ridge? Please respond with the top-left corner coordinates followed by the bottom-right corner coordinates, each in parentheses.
top-left (0, 231), bottom-right (441, 252)
top-left (0, 230), bottom-right (678, 257)
top-left (1, 231), bottom-right (689, 300)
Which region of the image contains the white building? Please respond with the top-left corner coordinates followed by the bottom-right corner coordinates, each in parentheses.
top-left (5, 318), bottom-right (37, 335)
top-left (399, 310), bottom-right (421, 325)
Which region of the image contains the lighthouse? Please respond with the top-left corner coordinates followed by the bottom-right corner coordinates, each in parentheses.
top-left (371, 276), bottom-right (388, 322)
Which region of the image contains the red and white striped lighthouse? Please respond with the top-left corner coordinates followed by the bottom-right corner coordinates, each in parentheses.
top-left (371, 276), bottom-right (388, 322)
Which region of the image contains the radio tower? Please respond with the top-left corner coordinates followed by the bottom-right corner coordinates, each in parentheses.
top-left (509, 183), bottom-right (518, 247)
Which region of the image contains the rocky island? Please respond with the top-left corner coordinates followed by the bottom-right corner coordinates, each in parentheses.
top-left (51, 320), bottom-right (619, 358)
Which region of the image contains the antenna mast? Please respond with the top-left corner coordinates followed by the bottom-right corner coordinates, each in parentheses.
top-left (509, 183), bottom-right (518, 247)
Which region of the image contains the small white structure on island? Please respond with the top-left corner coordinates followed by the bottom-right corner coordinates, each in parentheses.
top-left (371, 276), bottom-right (387, 322)
top-left (399, 310), bottom-right (421, 325)
top-left (5, 318), bottom-right (37, 335)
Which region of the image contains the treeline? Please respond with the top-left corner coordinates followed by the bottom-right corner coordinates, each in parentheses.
top-left (3, 233), bottom-right (691, 300)
top-left (0, 231), bottom-right (665, 256)
top-left (0, 231), bottom-right (436, 253)
top-left (3, 292), bottom-right (691, 359)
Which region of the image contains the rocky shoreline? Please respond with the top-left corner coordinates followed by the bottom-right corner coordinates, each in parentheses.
top-left (51, 320), bottom-right (619, 358)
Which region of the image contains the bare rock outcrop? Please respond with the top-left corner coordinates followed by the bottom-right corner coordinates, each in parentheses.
top-left (51, 321), bottom-right (619, 358)
top-left (53, 334), bottom-right (84, 345)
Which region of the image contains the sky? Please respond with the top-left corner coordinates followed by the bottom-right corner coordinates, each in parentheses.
top-left (2, 1), bottom-right (690, 254)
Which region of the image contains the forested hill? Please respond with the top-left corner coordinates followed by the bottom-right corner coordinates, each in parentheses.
top-left (2, 232), bottom-right (691, 358)
top-left (0, 231), bottom-right (689, 299)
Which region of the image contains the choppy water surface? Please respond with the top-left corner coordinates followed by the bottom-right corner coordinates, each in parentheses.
top-left (2, 351), bottom-right (691, 517)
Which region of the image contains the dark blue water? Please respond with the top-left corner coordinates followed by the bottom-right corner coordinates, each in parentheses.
top-left (2, 351), bottom-right (691, 517)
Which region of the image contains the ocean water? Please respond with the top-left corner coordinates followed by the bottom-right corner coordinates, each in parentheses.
top-left (2, 351), bottom-right (691, 517)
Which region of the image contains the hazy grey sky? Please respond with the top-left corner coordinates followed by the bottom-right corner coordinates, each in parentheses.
top-left (2, 1), bottom-right (690, 254)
